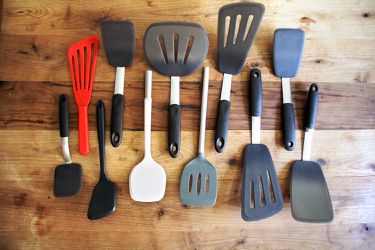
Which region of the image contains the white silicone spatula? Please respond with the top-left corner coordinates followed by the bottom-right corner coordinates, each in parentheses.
top-left (129, 71), bottom-right (166, 202)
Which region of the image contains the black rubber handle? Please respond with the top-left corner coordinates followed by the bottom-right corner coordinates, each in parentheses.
top-left (215, 100), bottom-right (231, 153)
top-left (250, 69), bottom-right (262, 117)
top-left (59, 94), bottom-right (69, 138)
top-left (282, 103), bottom-right (296, 151)
top-left (110, 94), bottom-right (124, 147)
top-left (96, 100), bottom-right (108, 181)
top-left (305, 83), bottom-right (319, 129)
top-left (168, 104), bottom-right (180, 158)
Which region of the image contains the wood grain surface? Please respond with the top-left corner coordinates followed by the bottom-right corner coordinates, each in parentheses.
top-left (0, 0), bottom-right (374, 249)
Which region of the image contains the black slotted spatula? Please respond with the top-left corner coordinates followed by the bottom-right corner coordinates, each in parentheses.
top-left (242, 69), bottom-right (283, 221)
top-left (215, 2), bottom-right (264, 153)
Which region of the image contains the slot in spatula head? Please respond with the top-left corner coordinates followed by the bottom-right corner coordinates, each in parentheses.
top-left (101, 20), bottom-right (135, 67)
top-left (217, 2), bottom-right (264, 75)
top-left (273, 28), bottom-right (305, 78)
top-left (144, 22), bottom-right (208, 76)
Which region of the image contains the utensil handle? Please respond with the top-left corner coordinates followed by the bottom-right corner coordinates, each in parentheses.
top-left (145, 71), bottom-right (152, 158)
top-left (215, 100), bottom-right (230, 153)
top-left (96, 100), bottom-right (108, 181)
top-left (198, 67), bottom-right (209, 154)
top-left (78, 105), bottom-right (90, 155)
top-left (168, 104), bottom-right (180, 158)
top-left (282, 103), bottom-right (296, 151)
top-left (59, 94), bottom-right (69, 137)
top-left (305, 83), bottom-right (319, 129)
top-left (110, 94), bottom-right (124, 147)
top-left (249, 69), bottom-right (262, 144)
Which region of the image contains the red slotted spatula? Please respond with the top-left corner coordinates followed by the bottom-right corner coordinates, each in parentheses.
top-left (68, 35), bottom-right (99, 155)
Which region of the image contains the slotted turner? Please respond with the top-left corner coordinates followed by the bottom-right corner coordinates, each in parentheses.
top-left (180, 67), bottom-right (217, 207)
top-left (144, 22), bottom-right (209, 158)
top-left (215, 2), bottom-right (264, 153)
top-left (242, 69), bottom-right (283, 221)
top-left (68, 35), bottom-right (99, 155)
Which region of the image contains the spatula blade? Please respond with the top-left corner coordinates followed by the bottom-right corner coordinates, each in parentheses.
top-left (291, 160), bottom-right (333, 223)
top-left (54, 163), bottom-right (82, 197)
top-left (87, 180), bottom-right (117, 220)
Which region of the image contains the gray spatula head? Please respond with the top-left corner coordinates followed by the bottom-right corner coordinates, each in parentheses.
top-left (54, 163), bottom-right (82, 197)
top-left (217, 2), bottom-right (264, 75)
top-left (144, 22), bottom-right (208, 76)
top-left (87, 179), bottom-right (117, 220)
top-left (242, 144), bottom-right (283, 221)
top-left (291, 160), bottom-right (333, 223)
top-left (101, 20), bottom-right (135, 67)
top-left (180, 154), bottom-right (217, 206)
top-left (273, 29), bottom-right (305, 78)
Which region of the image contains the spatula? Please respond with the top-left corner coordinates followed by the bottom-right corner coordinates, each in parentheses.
top-left (144, 22), bottom-right (209, 158)
top-left (273, 28), bottom-right (305, 151)
top-left (87, 100), bottom-right (117, 220)
top-left (180, 67), bottom-right (217, 207)
top-left (242, 69), bottom-right (283, 221)
top-left (54, 94), bottom-right (82, 197)
top-left (129, 71), bottom-right (166, 202)
top-left (101, 20), bottom-right (135, 147)
top-left (68, 35), bottom-right (99, 155)
top-left (291, 83), bottom-right (333, 223)
top-left (215, 2), bottom-right (265, 153)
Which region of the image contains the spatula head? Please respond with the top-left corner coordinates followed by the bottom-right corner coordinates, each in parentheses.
top-left (129, 158), bottom-right (166, 202)
top-left (54, 163), bottom-right (82, 197)
top-left (101, 20), bottom-right (135, 67)
top-left (180, 154), bottom-right (217, 207)
top-left (68, 35), bottom-right (99, 106)
top-left (217, 2), bottom-right (264, 75)
top-left (273, 29), bottom-right (305, 78)
top-left (144, 22), bottom-right (208, 76)
top-left (242, 144), bottom-right (283, 221)
top-left (291, 160), bottom-right (333, 223)
top-left (87, 179), bottom-right (117, 220)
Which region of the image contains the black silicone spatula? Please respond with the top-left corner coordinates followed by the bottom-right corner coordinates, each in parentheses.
top-left (87, 100), bottom-right (117, 220)
top-left (54, 94), bottom-right (82, 197)
top-left (215, 2), bottom-right (264, 153)
top-left (273, 28), bottom-right (305, 151)
top-left (144, 22), bottom-right (208, 158)
top-left (291, 84), bottom-right (333, 223)
top-left (242, 69), bottom-right (283, 221)
top-left (101, 20), bottom-right (135, 147)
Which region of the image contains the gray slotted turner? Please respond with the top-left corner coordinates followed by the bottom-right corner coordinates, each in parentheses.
top-left (144, 22), bottom-right (208, 158)
top-left (180, 67), bottom-right (217, 207)
top-left (215, 2), bottom-right (265, 153)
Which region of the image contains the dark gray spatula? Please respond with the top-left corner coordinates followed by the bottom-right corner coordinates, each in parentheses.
top-left (101, 20), bottom-right (135, 147)
top-left (273, 28), bottom-right (305, 151)
top-left (87, 100), bottom-right (117, 220)
top-left (215, 2), bottom-right (264, 153)
top-left (291, 84), bottom-right (333, 223)
top-left (242, 69), bottom-right (283, 221)
top-left (144, 22), bottom-right (208, 158)
top-left (54, 94), bottom-right (82, 197)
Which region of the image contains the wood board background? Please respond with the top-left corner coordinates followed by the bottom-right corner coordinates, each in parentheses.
top-left (0, 0), bottom-right (374, 249)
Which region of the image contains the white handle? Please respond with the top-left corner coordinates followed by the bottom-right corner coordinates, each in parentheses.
top-left (170, 76), bottom-right (180, 105)
top-left (144, 71), bottom-right (152, 157)
top-left (114, 67), bottom-right (125, 95)
top-left (198, 67), bottom-right (209, 154)
top-left (220, 73), bottom-right (232, 101)
top-left (281, 77), bottom-right (292, 104)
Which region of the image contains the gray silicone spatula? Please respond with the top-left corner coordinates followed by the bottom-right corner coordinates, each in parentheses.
top-left (242, 69), bottom-right (283, 221)
top-left (101, 20), bottom-right (135, 147)
top-left (54, 94), bottom-right (82, 197)
top-left (215, 2), bottom-right (264, 153)
top-left (180, 67), bottom-right (217, 207)
top-left (273, 28), bottom-right (305, 151)
top-left (144, 22), bottom-right (208, 158)
top-left (291, 84), bottom-right (333, 223)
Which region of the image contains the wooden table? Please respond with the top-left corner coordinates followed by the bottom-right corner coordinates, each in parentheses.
top-left (1, 0), bottom-right (374, 249)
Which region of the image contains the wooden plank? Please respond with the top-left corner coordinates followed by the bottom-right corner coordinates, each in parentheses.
top-left (0, 130), bottom-right (374, 249)
top-left (0, 0), bottom-right (374, 83)
top-left (0, 80), bottom-right (374, 131)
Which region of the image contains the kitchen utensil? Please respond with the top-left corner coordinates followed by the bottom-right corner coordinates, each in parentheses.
top-left (87, 100), bottom-right (117, 220)
top-left (215, 2), bottom-right (264, 153)
top-left (180, 67), bottom-right (217, 206)
top-left (144, 22), bottom-right (209, 158)
top-left (68, 35), bottom-right (99, 155)
top-left (242, 69), bottom-right (283, 221)
top-left (273, 28), bottom-right (305, 151)
top-left (101, 20), bottom-right (135, 147)
top-left (291, 83), bottom-right (333, 223)
top-left (54, 94), bottom-right (82, 197)
top-left (129, 71), bottom-right (166, 202)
